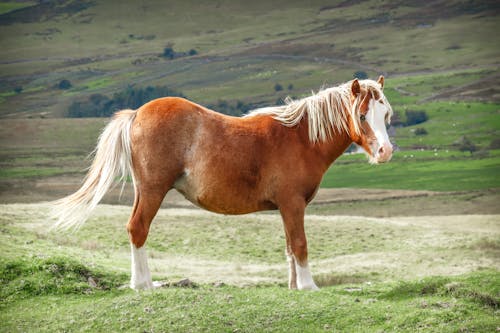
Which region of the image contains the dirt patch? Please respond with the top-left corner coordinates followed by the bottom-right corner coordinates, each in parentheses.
top-left (311, 188), bottom-right (436, 204)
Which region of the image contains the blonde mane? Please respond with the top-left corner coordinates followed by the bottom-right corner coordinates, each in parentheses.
top-left (245, 79), bottom-right (390, 143)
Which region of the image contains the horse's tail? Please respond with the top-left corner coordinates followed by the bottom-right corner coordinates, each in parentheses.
top-left (51, 109), bottom-right (137, 231)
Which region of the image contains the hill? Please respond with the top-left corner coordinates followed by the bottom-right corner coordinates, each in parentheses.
top-left (0, 4), bottom-right (499, 331)
top-left (0, 0), bottom-right (499, 118)
top-left (0, 0), bottom-right (499, 197)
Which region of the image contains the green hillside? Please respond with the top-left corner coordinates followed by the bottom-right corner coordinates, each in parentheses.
top-left (0, 4), bottom-right (499, 331)
top-left (0, 0), bottom-right (499, 192)
top-left (1, 0), bottom-right (498, 117)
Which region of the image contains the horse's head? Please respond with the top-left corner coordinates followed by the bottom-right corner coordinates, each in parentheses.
top-left (348, 76), bottom-right (393, 164)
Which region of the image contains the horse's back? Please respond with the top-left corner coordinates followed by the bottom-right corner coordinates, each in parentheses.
top-left (129, 97), bottom-right (274, 212)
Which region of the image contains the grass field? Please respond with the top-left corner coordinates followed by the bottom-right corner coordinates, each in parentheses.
top-left (1, 1), bottom-right (499, 117)
top-left (1, 1), bottom-right (499, 331)
top-left (0, 1), bottom-right (498, 197)
top-left (1, 91), bottom-right (499, 194)
top-left (0, 203), bottom-right (498, 332)
top-left (322, 150), bottom-right (500, 191)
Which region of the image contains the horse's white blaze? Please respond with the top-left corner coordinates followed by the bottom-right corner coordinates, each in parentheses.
top-left (130, 244), bottom-right (154, 290)
top-left (295, 260), bottom-right (319, 290)
top-left (366, 99), bottom-right (392, 163)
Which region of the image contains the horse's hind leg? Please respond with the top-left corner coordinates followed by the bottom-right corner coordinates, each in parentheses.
top-left (127, 187), bottom-right (166, 290)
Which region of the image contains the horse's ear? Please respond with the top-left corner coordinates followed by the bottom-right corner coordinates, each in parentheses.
top-left (377, 75), bottom-right (385, 89)
top-left (351, 79), bottom-right (361, 96)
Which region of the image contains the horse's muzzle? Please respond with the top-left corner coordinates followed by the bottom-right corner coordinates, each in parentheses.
top-left (375, 142), bottom-right (393, 163)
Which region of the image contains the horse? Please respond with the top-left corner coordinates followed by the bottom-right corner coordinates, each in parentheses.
top-left (52, 76), bottom-right (393, 290)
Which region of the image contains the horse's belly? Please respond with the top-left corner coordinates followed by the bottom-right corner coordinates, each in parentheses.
top-left (173, 172), bottom-right (276, 214)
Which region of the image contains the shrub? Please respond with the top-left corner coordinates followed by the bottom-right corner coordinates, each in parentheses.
top-left (274, 83), bottom-right (283, 92)
top-left (68, 93), bottom-right (112, 117)
top-left (67, 85), bottom-right (184, 117)
top-left (353, 71), bottom-right (368, 79)
top-left (405, 110), bottom-right (428, 126)
top-left (489, 138), bottom-right (500, 149)
top-left (162, 47), bottom-right (175, 59)
top-left (389, 111), bottom-right (404, 127)
top-left (112, 85), bottom-right (184, 110)
top-left (208, 99), bottom-right (259, 116)
top-left (455, 136), bottom-right (477, 155)
top-left (58, 79), bottom-right (72, 90)
top-left (162, 46), bottom-right (197, 59)
top-left (414, 127), bottom-right (428, 136)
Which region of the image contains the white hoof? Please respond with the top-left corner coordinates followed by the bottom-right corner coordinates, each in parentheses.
top-left (298, 283), bottom-right (320, 291)
top-left (130, 279), bottom-right (153, 290)
top-left (295, 262), bottom-right (319, 291)
top-left (299, 284), bottom-right (319, 291)
top-left (130, 280), bottom-right (168, 290)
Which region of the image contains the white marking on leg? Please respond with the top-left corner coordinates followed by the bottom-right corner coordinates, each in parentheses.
top-left (295, 260), bottom-right (319, 290)
top-left (287, 254), bottom-right (297, 289)
top-left (130, 244), bottom-right (153, 290)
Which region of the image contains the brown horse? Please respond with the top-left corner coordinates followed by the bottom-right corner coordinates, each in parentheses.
top-left (53, 76), bottom-right (393, 290)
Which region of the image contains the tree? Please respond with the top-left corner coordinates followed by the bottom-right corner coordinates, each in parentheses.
top-left (67, 85), bottom-right (185, 117)
top-left (207, 99), bottom-right (258, 116)
top-left (353, 71), bottom-right (368, 79)
top-left (58, 79), bottom-right (72, 90)
top-left (414, 127), bottom-right (428, 136)
top-left (405, 110), bottom-right (428, 126)
top-left (390, 111), bottom-right (404, 127)
top-left (274, 83), bottom-right (283, 92)
top-left (163, 47), bottom-right (175, 59)
top-left (456, 136), bottom-right (477, 155)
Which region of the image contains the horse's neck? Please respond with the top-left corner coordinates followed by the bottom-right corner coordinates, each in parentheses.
top-left (314, 131), bottom-right (353, 167)
top-left (296, 116), bottom-right (352, 169)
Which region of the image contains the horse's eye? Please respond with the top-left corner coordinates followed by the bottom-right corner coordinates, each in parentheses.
top-left (360, 114), bottom-right (366, 121)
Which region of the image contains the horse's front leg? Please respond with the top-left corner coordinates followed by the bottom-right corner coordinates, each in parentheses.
top-left (280, 199), bottom-right (319, 290)
top-left (285, 245), bottom-right (298, 289)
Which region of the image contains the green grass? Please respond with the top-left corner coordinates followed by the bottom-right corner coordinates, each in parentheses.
top-left (1, 1), bottom-right (498, 117)
top-left (0, 268), bottom-right (498, 333)
top-left (0, 115), bottom-right (499, 193)
top-left (322, 150), bottom-right (500, 191)
top-left (388, 69), bottom-right (491, 97)
top-left (0, 3), bottom-right (499, 330)
top-left (0, 202), bottom-right (498, 332)
top-left (0, 1), bottom-right (36, 15)
top-left (0, 167), bottom-right (78, 179)
top-left (392, 101), bottom-right (500, 149)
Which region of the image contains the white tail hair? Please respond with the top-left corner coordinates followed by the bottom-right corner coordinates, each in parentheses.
top-left (51, 109), bottom-right (137, 230)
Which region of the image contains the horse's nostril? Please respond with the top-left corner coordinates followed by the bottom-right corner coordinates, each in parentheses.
top-left (377, 143), bottom-right (393, 159)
